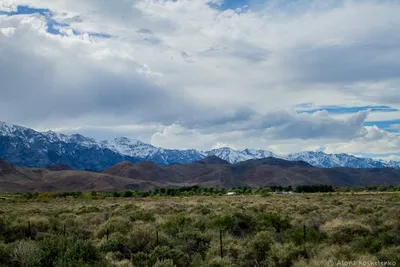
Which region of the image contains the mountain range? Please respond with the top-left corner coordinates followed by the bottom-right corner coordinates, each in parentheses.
top-left (1, 121), bottom-right (399, 171)
top-left (1, 155), bottom-right (400, 193)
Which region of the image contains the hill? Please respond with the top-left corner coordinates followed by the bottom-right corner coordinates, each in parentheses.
top-left (0, 157), bottom-right (162, 193)
top-left (1, 156), bottom-right (400, 192)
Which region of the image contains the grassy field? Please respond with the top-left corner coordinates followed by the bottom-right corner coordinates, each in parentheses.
top-left (0, 193), bottom-right (399, 267)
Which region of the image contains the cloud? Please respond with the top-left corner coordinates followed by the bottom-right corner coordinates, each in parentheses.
top-left (0, 0), bottom-right (400, 157)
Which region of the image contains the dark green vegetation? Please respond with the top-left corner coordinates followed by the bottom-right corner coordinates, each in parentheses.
top-left (0, 193), bottom-right (399, 266)
top-left (14, 184), bottom-right (400, 200)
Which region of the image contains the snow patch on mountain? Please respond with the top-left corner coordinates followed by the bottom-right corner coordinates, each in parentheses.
top-left (1, 121), bottom-right (400, 169)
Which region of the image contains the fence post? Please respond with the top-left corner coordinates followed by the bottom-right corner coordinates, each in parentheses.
top-left (220, 229), bottom-right (223, 258)
top-left (303, 225), bottom-right (306, 243)
top-left (27, 221), bottom-right (31, 239)
top-left (276, 222), bottom-right (281, 233)
top-left (106, 228), bottom-right (109, 241)
top-left (156, 229), bottom-right (159, 246)
top-left (63, 224), bottom-right (66, 237)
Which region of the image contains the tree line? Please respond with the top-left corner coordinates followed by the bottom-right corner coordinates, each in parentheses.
top-left (13, 184), bottom-right (400, 200)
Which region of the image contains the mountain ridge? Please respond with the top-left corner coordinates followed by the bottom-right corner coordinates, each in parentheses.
top-left (1, 121), bottom-right (399, 170)
top-left (1, 155), bottom-right (400, 193)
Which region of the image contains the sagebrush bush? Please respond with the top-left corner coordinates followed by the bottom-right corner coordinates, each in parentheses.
top-left (268, 242), bottom-right (311, 267)
top-left (10, 239), bottom-right (40, 267)
top-left (377, 246), bottom-right (400, 263)
top-left (153, 258), bottom-right (177, 267)
top-left (323, 220), bottom-right (372, 244)
top-left (127, 222), bottom-right (157, 253)
top-left (97, 216), bottom-right (131, 238)
top-left (1, 192), bottom-right (399, 266)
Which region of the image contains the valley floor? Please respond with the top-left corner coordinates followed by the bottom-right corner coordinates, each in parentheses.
top-left (0, 193), bottom-right (399, 266)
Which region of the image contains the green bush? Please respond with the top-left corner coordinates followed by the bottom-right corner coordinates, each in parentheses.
top-left (96, 216), bottom-right (131, 238)
top-left (268, 242), bottom-right (310, 267)
top-left (153, 259), bottom-right (177, 267)
top-left (129, 209), bottom-right (156, 223)
top-left (211, 212), bottom-right (256, 237)
top-left (55, 237), bottom-right (111, 267)
top-left (76, 206), bottom-right (102, 215)
top-left (377, 246), bottom-right (400, 263)
top-left (328, 222), bottom-right (372, 244)
top-left (169, 230), bottom-right (211, 258)
top-left (257, 212), bottom-right (291, 232)
top-left (150, 246), bottom-right (189, 267)
top-left (0, 243), bottom-right (11, 267)
top-left (100, 233), bottom-right (129, 258)
top-left (285, 227), bottom-right (327, 245)
top-left (10, 240), bottom-right (40, 267)
top-left (131, 252), bottom-right (151, 267)
top-left (127, 223), bottom-right (157, 253)
top-left (352, 236), bottom-right (382, 254)
top-left (205, 257), bottom-right (236, 267)
top-left (239, 231), bottom-right (274, 266)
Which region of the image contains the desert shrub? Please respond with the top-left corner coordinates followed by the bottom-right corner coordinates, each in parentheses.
top-left (169, 230), bottom-right (211, 258)
top-left (161, 215), bottom-right (193, 237)
top-left (30, 233), bottom-right (111, 267)
top-left (257, 212), bottom-right (291, 232)
top-left (131, 252), bottom-right (151, 267)
top-left (153, 259), bottom-right (177, 267)
top-left (323, 220), bottom-right (372, 244)
top-left (55, 237), bottom-right (111, 267)
top-left (377, 246), bottom-right (400, 263)
top-left (2, 216), bottom-right (51, 242)
top-left (293, 258), bottom-right (336, 267)
top-left (380, 230), bottom-right (400, 247)
top-left (211, 212), bottom-right (256, 237)
top-left (355, 206), bottom-right (373, 214)
top-left (97, 216), bottom-right (131, 238)
top-left (100, 233), bottom-right (129, 258)
top-left (314, 244), bottom-right (357, 262)
top-left (127, 223), bottom-right (157, 253)
top-left (33, 234), bottom-right (68, 266)
top-left (352, 236), bottom-right (382, 254)
top-left (189, 253), bottom-right (205, 267)
top-left (0, 243), bottom-right (11, 267)
top-left (239, 231), bottom-right (274, 266)
top-left (76, 206), bottom-right (102, 215)
top-left (150, 246), bottom-right (190, 267)
top-left (205, 256), bottom-right (236, 267)
top-left (268, 242), bottom-right (311, 267)
top-left (10, 240), bottom-right (40, 267)
top-left (129, 209), bottom-right (156, 223)
top-left (285, 227), bottom-right (327, 245)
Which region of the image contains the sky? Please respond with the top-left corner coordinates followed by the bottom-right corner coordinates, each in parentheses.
top-left (1, 0), bottom-right (400, 160)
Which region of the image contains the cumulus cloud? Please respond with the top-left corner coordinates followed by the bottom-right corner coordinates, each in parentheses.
top-left (0, 0), bottom-right (400, 156)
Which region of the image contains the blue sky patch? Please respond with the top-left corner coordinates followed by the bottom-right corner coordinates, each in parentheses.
top-left (364, 120), bottom-right (400, 133)
top-left (208, 0), bottom-right (250, 11)
top-left (1, 5), bottom-right (110, 38)
top-left (297, 105), bottom-right (398, 115)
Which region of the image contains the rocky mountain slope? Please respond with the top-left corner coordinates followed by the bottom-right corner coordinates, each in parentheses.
top-left (1, 121), bottom-right (399, 170)
top-left (0, 157), bottom-right (162, 193)
top-left (1, 156), bottom-right (400, 193)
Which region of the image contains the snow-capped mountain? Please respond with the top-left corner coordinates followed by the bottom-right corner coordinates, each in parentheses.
top-left (0, 121), bottom-right (204, 169)
top-left (205, 147), bottom-right (284, 164)
top-left (1, 121), bottom-right (400, 170)
top-left (287, 151), bottom-right (388, 168)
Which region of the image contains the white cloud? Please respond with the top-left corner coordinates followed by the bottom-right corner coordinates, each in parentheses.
top-left (0, 0), bottom-right (400, 157)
